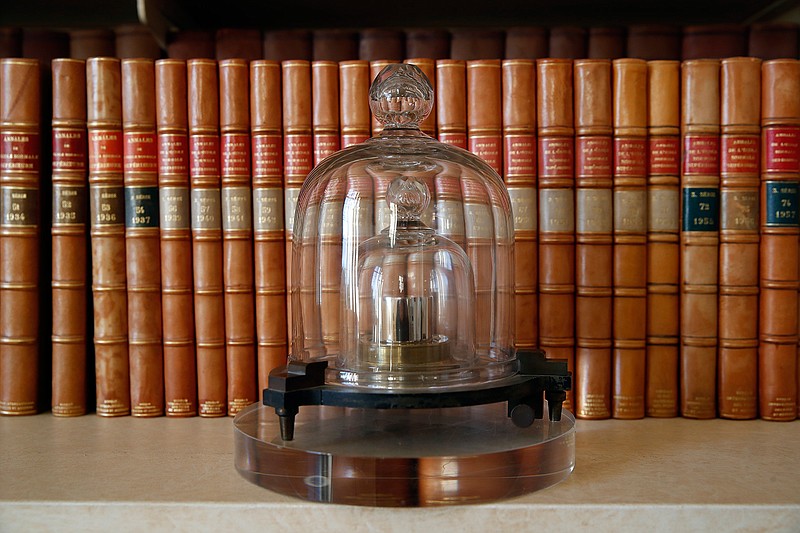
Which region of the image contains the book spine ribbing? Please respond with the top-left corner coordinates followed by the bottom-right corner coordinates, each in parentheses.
top-left (436, 60), bottom-right (467, 150)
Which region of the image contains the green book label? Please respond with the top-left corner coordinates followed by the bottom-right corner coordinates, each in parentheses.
top-left (764, 181), bottom-right (799, 227)
top-left (682, 187), bottom-right (719, 232)
top-left (125, 186), bottom-right (159, 228)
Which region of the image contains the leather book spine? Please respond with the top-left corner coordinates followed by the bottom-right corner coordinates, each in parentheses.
top-left (748, 23), bottom-right (799, 61)
top-left (505, 27), bottom-right (549, 60)
top-left (718, 57), bottom-right (761, 420)
top-left (645, 60), bottom-right (681, 417)
top-left (549, 26), bottom-right (587, 59)
top-left (312, 61), bottom-right (340, 165)
top-left (0, 59), bottom-right (40, 415)
top-left (450, 29), bottom-right (505, 61)
top-left (612, 59), bottom-right (648, 419)
top-left (436, 60), bottom-right (467, 149)
top-left (156, 59), bottom-right (197, 417)
top-left (122, 59), bottom-right (164, 417)
top-left (371, 60), bottom-right (394, 136)
top-left (467, 60), bottom-right (502, 175)
top-left (250, 61), bottom-right (286, 390)
top-left (359, 29), bottom-right (405, 61)
top-left (215, 28), bottom-right (262, 61)
top-left (405, 29), bottom-right (450, 60)
top-left (282, 61), bottom-right (313, 346)
top-left (461, 176), bottom-right (494, 353)
top-left (51, 59), bottom-right (88, 417)
top-left (263, 30), bottom-right (312, 62)
top-left (339, 60), bottom-right (370, 148)
top-left (626, 25), bottom-right (681, 61)
top-left (536, 58), bottom-right (575, 409)
top-left (220, 59), bottom-right (256, 414)
top-left (404, 58), bottom-right (436, 137)
top-left (502, 59), bottom-right (537, 351)
top-left (115, 24), bottom-right (162, 60)
top-left (69, 29), bottom-right (115, 60)
top-left (167, 30), bottom-right (215, 60)
top-left (86, 57), bottom-right (130, 416)
top-left (573, 59), bottom-right (613, 419)
top-left (680, 59), bottom-right (721, 419)
top-left (682, 24), bottom-right (747, 60)
top-left (188, 59), bottom-right (226, 417)
top-left (588, 27), bottom-right (626, 59)
top-left (759, 59), bottom-right (800, 421)
top-left (312, 30), bottom-right (358, 62)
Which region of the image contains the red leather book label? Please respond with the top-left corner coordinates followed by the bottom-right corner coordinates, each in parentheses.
top-left (159, 186), bottom-right (190, 230)
top-left (720, 190), bottom-right (758, 230)
top-left (539, 188), bottom-right (575, 232)
top-left (438, 132), bottom-right (468, 150)
top-left (0, 132), bottom-right (40, 173)
top-left (158, 134), bottom-right (189, 176)
top-left (90, 185), bottom-right (125, 226)
top-left (190, 188), bottom-right (222, 230)
top-left (577, 188), bottom-right (612, 233)
top-left (52, 185), bottom-right (87, 226)
top-left (508, 186), bottom-right (537, 232)
top-left (721, 135), bottom-right (759, 175)
top-left (189, 135), bottom-right (220, 177)
top-left (53, 128), bottom-right (87, 172)
top-left (1, 187), bottom-right (38, 227)
top-left (648, 137), bottom-right (680, 176)
top-left (764, 181), bottom-right (799, 227)
top-left (222, 186), bottom-right (252, 230)
top-left (284, 134), bottom-right (313, 181)
top-left (683, 134), bottom-right (720, 175)
top-left (469, 134), bottom-right (502, 175)
top-left (314, 133), bottom-right (340, 165)
top-left (614, 138), bottom-right (647, 177)
top-left (123, 132), bottom-right (158, 174)
top-left (124, 186), bottom-right (159, 228)
top-left (341, 134), bottom-right (370, 148)
top-left (89, 130), bottom-right (123, 174)
top-left (505, 134), bottom-right (537, 179)
top-left (763, 127), bottom-right (800, 173)
top-left (252, 134), bottom-right (282, 178)
top-left (253, 188), bottom-right (284, 232)
top-left (221, 133), bottom-right (251, 177)
top-left (538, 137), bottom-right (574, 178)
top-left (576, 136), bottom-right (612, 178)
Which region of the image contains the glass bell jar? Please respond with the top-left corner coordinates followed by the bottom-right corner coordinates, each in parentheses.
top-left (290, 63), bottom-right (516, 390)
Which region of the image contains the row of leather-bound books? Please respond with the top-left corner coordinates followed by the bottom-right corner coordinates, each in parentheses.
top-left (5, 22), bottom-right (800, 63)
top-left (0, 54), bottom-right (798, 423)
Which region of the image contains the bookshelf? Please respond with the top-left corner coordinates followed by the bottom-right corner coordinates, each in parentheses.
top-left (1, 0), bottom-right (800, 529)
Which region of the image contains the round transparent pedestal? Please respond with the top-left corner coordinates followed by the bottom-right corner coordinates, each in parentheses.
top-left (233, 401), bottom-right (575, 507)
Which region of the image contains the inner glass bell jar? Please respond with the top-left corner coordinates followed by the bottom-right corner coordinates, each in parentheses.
top-left (291, 63), bottom-right (515, 390)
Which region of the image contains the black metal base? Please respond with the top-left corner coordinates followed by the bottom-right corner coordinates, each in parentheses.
top-left (263, 350), bottom-right (571, 441)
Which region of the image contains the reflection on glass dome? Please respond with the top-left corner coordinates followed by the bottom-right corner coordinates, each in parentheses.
top-left (290, 63), bottom-right (516, 389)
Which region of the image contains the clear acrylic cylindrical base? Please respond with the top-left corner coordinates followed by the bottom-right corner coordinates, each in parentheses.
top-left (233, 401), bottom-right (575, 506)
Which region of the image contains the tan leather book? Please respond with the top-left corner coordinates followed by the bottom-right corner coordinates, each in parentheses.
top-left (188, 59), bottom-right (226, 417)
top-left (612, 59), bottom-right (648, 419)
top-left (51, 59), bottom-right (88, 417)
top-left (263, 30), bottom-right (312, 62)
top-left (250, 61), bottom-right (287, 390)
top-left (573, 59), bottom-right (613, 419)
top-left (450, 29), bottom-right (504, 60)
top-left (167, 30), bottom-right (215, 60)
top-left (505, 27), bottom-right (548, 60)
top-left (502, 59), bottom-right (537, 352)
top-left (370, 60), bottom-right (393, 136)
top-left (748, 23), bottom-right (799, 61)
top-left (549, 26), bottom-right (587, 59)
top-left (759, 59), bottom-right (799, 421)
top-left (156, 59), bottom-right (197, 417)
top-left (215, 28), bottom-right (262, 61)
top-left (70, 29), bottom-right (115, 60)
top-left (467, 60), bottom-right (502, 175)
top-left (718, 57), bottom-right (761, 420)
top-left (588, 27), bottom-right (626, 59)
top-left (0, 59), bottom-right (40, 416)
top-left (282, 61), bottom-right (313, 346)
top-left (219, 59), bottom-right (256, 415)
top-left (404, 58), bottom-right (436, 137)
top-left (122, 59), bottom-right (164, 417)
top-left (312, 30), bottom-right (358, 62)
top-left (359, 29), bottom-right (404, 61)
top-left (645, 60), bottom-right (681, 418)
top-left (536, 58), bottom-right (575, 409)
top-left (436, 60), bottom-right (467, 149)
top-left (86, 57), bottom-right (130, 416)
top-left (312, 61), bottom-right (340, 165)
top-left (682, 24), bottom-right (747, 60)
top-left (680, 59), bottom-right (720, 419)
top-left (626, 25), bottom-right (681, 61)
top-left (405, 29), bottom-right (450, 60)
top-left (115, 24), bottom-right (162, 60)
top-left (339, 60), bottom-right (370, 148)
